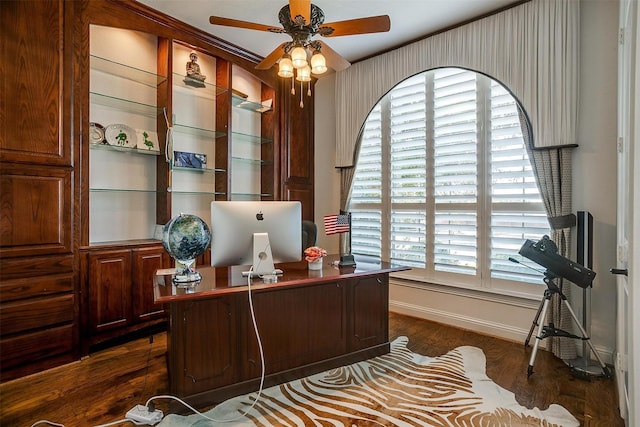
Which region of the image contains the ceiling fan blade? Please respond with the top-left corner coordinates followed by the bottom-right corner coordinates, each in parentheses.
top-left (317, 41), bottom-right (350, 72)
top-left (255, 43), bottom-right (287, 70)
top-left (209, 16), bottom-right (280, 32)
top-left (289, 0), bottom-right (311, 24)
top-left (321, 15), bottom-right (391, 37)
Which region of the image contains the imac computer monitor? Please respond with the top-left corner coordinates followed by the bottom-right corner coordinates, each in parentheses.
top-left (210, 201), bottom-right (302, 276)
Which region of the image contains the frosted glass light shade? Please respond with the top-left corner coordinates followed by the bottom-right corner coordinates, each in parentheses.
top-left (291, 46), bottom-right (308, 69)
top-left (296, 65), bottom-right (311, 82)
top-left (278, 56), bottom-right (294, 78)
top-left (310, 52), bottom-right (327, 74)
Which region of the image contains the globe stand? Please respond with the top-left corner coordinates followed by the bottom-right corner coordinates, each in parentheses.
top-left (172, 264), bottom-right (202, 287)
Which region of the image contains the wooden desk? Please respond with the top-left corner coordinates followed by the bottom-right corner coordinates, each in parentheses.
top-left (155, 255), bottom-right (409, 408)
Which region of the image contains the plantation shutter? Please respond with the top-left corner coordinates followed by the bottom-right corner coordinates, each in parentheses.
top-left (389, 75), bottom-right (427, 267)
top-left (351, 105), bottom-right (383, 258)
top-left (489, 81), bottom-right (549, 283)
top-left (432, 69), bottom-right (478, 275)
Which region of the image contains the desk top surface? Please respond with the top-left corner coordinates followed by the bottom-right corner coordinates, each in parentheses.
top-left (154, 254), bottom-right (410, 303)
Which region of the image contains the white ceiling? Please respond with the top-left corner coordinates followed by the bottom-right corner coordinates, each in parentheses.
top-left (136, 0), bottom-right (520, 70)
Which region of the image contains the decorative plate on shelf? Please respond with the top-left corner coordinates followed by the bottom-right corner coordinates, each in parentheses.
top-left (89, 122), bottom-right (106, 144)
top-left (105, 123), bottom-right (137, 148)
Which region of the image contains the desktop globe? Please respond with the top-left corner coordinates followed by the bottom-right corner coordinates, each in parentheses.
top-left (162, 213), bottom-right (211, 286)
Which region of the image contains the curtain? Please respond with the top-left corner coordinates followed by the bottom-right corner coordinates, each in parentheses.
top-left (334, 0), bottom-right (580, 167)
top-left (520, 109), bottom-right (577, 360)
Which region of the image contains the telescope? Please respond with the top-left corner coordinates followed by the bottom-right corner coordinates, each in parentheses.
top-left (518, 235), bottom-right (595, 288)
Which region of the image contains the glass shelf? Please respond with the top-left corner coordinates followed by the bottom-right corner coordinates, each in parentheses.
top-left (231, 192), bottom-right (273, 198)
top-left (231, 156), bottom-right (272, 165)
top-left (168, 189), bottom-right (226, 196)
top-left (89, 188), bottom-right (160, 193)
top-left (90, 142), bottom-right (162, 156)
top-left (171, 164), bottom-right (225, 174)
top-left (232, 95), bottom-right (273, 113)
top-left (173, 73), bottom-right (227, 99)
top-left (173, 123), bottom-right (226, 139)
top-left (90, 55), bottom-right (167, 87)
top-left (90, 92), bottom-right (164, 117)
top-left (232, 131), bottom-right (272, 144)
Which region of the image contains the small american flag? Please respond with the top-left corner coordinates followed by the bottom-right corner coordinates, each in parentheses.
top-left (324, 213), bottom-right (351, 235)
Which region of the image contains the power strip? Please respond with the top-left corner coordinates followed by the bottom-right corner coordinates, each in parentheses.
top-left (125, 404), bottom-right (164, 425)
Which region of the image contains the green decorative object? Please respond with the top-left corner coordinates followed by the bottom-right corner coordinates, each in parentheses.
top-left (162, 213), bottom-right (211, 286)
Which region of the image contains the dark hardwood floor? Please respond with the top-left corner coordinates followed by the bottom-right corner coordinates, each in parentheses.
top-left (1, 313), bottom-right (624, 426)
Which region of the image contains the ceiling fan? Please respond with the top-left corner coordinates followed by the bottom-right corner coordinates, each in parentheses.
top-left (209, 0), bottom-right (391, 74)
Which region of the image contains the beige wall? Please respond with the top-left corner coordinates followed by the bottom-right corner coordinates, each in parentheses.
top-left (313, 0), bottom-right (619, 359)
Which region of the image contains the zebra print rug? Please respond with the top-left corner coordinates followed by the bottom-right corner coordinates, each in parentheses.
top-left (158, 337), bottom-right (579, 426)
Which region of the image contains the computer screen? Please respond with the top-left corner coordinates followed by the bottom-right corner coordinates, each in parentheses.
top-left (210, 200), bottom-right (302, 276)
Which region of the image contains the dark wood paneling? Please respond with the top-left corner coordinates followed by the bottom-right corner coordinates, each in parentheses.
top-left (0, 274), bottom-right (73, 303)
top-left (163, 264), bottom-right (391, 406)
top-left (349, 275), bottom-right (389, 351)
top-left (0, 255), bottom-right (74, 280)
top-left (131, 247), bottom-right (168, 322)
top-left (173, 297), bottom-right (238, 396)
top-left (88, 250), bottom-right (132, 333)
top-left (0, 294), bottom-right (74, 336)
top-left (284, 84), bottom-right (314, 182)
top-left (0, 325), bottom-right (74, 374)
top-left (0, 0), bottom-right (70, 165)
top-left (0, 164), bottom-right (72, 258)
top-left (287, 188), bottom-right (314, 221)
top-left (261, 84), bottom-right (277, 199)
top-left (280, 79), bottom-right (314, 218)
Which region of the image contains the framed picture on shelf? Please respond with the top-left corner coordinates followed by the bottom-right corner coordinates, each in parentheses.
top-left (174, 151), bottom-right (207, 169)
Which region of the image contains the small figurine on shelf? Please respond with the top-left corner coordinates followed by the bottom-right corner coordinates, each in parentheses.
top-left (184, 51), bottom-right (206, 88)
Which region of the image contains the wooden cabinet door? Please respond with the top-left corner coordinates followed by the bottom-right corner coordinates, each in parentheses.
top-left (132, 247), bottom-right (168, 322)
top-left (171, 297), bottom-right (238, 397)
top-left (348, 274), bottom-right (389, 351)
top-left (88, 250), bottom-right (132, 334)
top-left (242, 282), bottom-right (347, 378)
top-left (0, 0), bottom-right (72, 166)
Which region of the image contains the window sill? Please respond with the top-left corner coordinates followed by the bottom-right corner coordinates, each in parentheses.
top-left (390, 271), bottom-right (544, 308)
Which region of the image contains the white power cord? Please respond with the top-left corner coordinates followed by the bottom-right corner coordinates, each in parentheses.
top-left (30, 264), bottom-right (267, 427)
top-left (145, 263), bottom-right (267, 424)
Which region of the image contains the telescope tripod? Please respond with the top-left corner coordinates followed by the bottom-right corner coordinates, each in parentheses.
top-left (525, 274), bottom-right (611, 378)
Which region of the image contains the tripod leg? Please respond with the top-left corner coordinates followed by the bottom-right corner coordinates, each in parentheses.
top-left (528, 297), bottom-right (550, 378)
top-left (562, 299), bottom-right (612, 377)
top-left (525, 296), bottom-right (546, 348)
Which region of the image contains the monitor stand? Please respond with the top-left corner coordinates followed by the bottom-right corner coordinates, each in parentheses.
top-left (242, 232), bottom-right (283, 282)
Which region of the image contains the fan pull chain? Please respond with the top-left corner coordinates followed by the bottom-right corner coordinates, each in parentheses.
top-left (307, 81), bottom-right (311, 97)
top-left (291, 77), bottom-right (295, 95)
top-left (299, 80), bottom-right (304, 108)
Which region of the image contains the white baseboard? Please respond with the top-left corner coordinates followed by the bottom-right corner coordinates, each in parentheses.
top-left (389, 283), bottom-right (614, 365)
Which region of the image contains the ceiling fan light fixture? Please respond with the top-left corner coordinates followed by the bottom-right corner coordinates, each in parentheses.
top-left (278, 55), bottom-right (294, 78)
top-left (295, 64), bottom-right (311, 82)
top-left (291, 46), bottom-right (308, 69)
top-left (310, 51), bottom-right (327, 74)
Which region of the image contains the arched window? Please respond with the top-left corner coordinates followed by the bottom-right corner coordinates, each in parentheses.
top-left (348, 68), bottom-right (550, 291)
